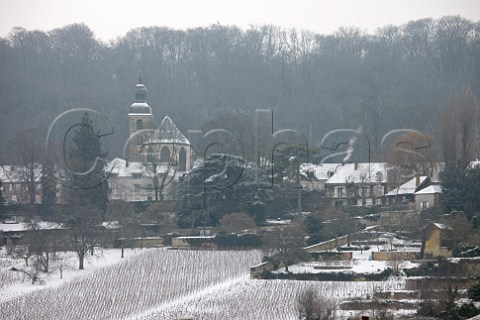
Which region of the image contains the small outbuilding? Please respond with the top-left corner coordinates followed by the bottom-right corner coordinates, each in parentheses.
top-left (421, 222), bottom-right (453, 259)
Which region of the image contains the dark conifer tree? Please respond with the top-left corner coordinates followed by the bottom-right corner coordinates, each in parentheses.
top-left (67, 112), bottom-right (110, 213)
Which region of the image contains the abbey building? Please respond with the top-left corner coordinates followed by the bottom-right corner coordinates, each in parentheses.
top-left (107, 77), bottom-right (195, 202)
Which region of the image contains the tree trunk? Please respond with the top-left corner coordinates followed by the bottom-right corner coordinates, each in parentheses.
top-left (79, 252), bottom-right (84, 270)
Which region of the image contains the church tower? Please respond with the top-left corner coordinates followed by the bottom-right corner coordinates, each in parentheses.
top-left (128, 75), bottom-right (155, 162)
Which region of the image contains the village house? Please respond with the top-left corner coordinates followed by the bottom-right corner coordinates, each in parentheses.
top-left (386, 174), bottom-right (429, 206)
top-left (324, 162), bottom-right (388, 207)
top-left (414, 185), bottom-right (442, 211)
top-left (0, 164), bottom-right (43, 204)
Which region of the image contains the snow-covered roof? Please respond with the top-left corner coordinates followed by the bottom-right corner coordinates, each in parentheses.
top-left (468, 159), bottom-right (480, 169)
top-left (0, 164), bottom-right (42, 183)
top-left (105, 158), bottom-right (171, 177)
top-left (386, 176), bottom-right (428, 196)
top-left (300, 163), bottom-right (341, 180)
top-left (129, 102), bottom-right (152, 115)
top-left (424, 222), bottom-right (452, 231)
top-left (147, 116), bottom-right (190, 145)
top-left (0, 221), bottom-right (63, 232)
top-left (325, 162), bottom-right (387, 184)
top-left (414, 184), bottom-right (442, 195)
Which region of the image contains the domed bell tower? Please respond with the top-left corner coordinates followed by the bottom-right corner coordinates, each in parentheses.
top-left (128, 75), bottom-right (155, 162)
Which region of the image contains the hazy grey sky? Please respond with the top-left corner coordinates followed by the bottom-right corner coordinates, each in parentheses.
top-left (1, 0), bottom-right (479, 41)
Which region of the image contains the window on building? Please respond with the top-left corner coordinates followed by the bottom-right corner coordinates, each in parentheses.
top-left (136, 135), bottom-right (143, 146)
top-left (373, 185), bottom-right (384, 196)
top-left (327, 169), bottom-right (335, 178)
top-left (178, 147), bottom-right (187, 171)
top-left (375, 198), bottom-right (383, 206)
top-left (134, 184), bottom-right (140, 192)
top-left (376, 171), bottom-right (383, 182)
top-left (136, 119), bottom-right (144, 130)
top-left (359, 186), bottom-right (370, 197)
top-left (160, 147), bottom-right (170, 162)
top-left (334, 186), bottom-right (346, 198)
top-left (421, 201), bottom-right (429, 209)
top-left (334, 200), bottom-right (344, 207)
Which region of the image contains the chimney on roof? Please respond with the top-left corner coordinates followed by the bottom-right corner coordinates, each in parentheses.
top-left (415, 172), bottom-right (420, 187)
top-left (354, 161), bottom-right (358, 170)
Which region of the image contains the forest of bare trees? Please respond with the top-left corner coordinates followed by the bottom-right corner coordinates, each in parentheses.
top-left (0, 16), bottom-right (479, 163)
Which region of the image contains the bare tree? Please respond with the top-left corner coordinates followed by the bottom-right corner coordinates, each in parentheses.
top-left (106, 200), bottom-right (140, 258)
top-left (297, 287), bottom-right (336, 320)
top-left (55, 203), bottom-right (105, 270)
top-left (10, 128), bottom-right (44, 204)
top-left (263, 221), bottom-right (306, 272)
top-left (220, 212), bottom-right (256, 233)
top-left (387, 131), bottom-right (437, 187)
top-left (440, 87), bottom-right (478, 166)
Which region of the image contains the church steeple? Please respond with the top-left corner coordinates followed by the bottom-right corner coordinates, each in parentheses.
top-left (135, 73), bottom-right (147, 103)
top-left (129, 73), bottom-right (151, 114)
top-left (128, 75), bottom-right (155, 162)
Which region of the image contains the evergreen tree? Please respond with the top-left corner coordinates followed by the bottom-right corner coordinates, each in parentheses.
top-left (177, 154), bottom-right (270, 229)
top-left (464, 166), bottom-right (480, 218)
top-left (67, 112), bottom-right (110, 212)
top-left (441, 164), bottom-right (468, 214)
top-left (442, 164), bottom-right (480, 219)
top-left (55, 113), bottom-right (111, 269)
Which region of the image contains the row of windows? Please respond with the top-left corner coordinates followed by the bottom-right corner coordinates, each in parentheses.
top-left (332, 185), bottom-right (385, 198)
top-left (334, 198), bottom-right (384, 207)
top-left (136, 145), bottom-right (188, 171)
top-left (9, 195), bottom-right (42, 203)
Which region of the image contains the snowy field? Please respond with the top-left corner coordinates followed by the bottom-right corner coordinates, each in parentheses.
top-left (0, 248), bottom-right (407, 320)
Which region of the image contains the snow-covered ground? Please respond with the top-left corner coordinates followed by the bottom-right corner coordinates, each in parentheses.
top-left (0, 248), bottom-right (262, 319)
top-left (0, 247), bottom-right (142, 304)
top-left (275, 240), bottom-right (421, 275)
top-left (0, 236), bottom-right (421, 320)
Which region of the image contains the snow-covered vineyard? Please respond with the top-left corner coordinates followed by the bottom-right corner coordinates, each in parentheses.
top-left (132, 278), bottom-right (404, 320)
top-left (0, 248), bottom-right (406, 320)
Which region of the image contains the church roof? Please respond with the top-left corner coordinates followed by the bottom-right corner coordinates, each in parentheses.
top-left (148, 116), bottom-right (190, 145)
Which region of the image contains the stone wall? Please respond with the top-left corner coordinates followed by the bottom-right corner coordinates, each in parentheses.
top-left (371, 251), bottom-right (418, 261)
top-left (304, 235), bottom-right (350, 253)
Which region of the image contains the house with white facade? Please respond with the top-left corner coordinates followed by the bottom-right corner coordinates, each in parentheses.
top-left (324, 162), bottom-right (388, 207)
